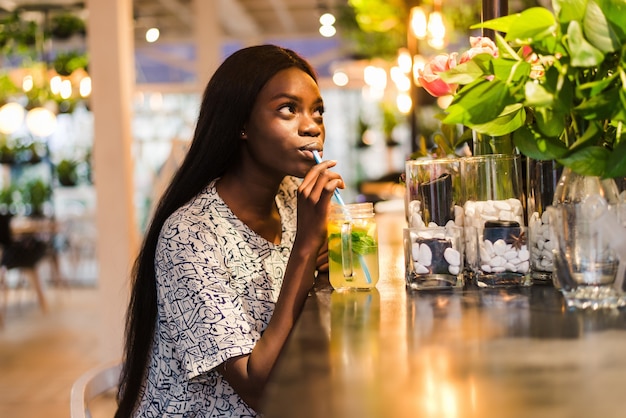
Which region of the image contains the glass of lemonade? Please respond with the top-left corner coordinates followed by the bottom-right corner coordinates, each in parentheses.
top-left (327, 202), bottom-right (379, 290)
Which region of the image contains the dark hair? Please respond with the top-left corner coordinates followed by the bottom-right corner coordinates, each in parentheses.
top-left (115, 45), bottom-right (317, 417)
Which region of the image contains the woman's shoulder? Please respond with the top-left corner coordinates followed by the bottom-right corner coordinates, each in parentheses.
top-left (161, 182), bottom-right (222, 236)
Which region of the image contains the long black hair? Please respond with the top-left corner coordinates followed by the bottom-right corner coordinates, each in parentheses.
top-left (115, 45), bottom-right (317, 417)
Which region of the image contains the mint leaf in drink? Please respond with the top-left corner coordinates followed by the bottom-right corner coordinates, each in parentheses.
top-left (351, 231), bottom-right (376, 255)
top-left (328, 230), bottom-right (376, 264)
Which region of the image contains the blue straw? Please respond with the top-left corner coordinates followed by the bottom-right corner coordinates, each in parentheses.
top-left (312, 150), bottom-right (372, 284)
top-left (312, 151), bottom-right (345, 206)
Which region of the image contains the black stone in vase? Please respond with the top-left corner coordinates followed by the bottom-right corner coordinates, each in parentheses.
top-left (418, 173), bottom-right (453, 226)
top-left (415, 238), bottom-right (452, 275)
top-left (483, 220), bottom-right (522, 245)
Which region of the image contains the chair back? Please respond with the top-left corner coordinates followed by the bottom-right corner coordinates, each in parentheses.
top-left (70, 360), bottom-right (122, 418)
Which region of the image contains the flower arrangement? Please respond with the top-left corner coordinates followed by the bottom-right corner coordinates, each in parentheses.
top-left (417, 0), bottom-right (626, 178)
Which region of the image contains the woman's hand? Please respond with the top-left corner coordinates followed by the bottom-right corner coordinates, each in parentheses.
top-left (296, 159), bottom-right (344, 248)
top-left (316, 241), bottom-right (329, 272)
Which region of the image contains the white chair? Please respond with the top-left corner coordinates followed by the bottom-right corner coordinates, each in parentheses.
top-left (70, 360), bottom-right (122, 418)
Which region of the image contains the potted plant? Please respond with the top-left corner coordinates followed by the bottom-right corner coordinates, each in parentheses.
top-left (56, 158), bottom-right (79, 186)
top-left (23, 178), bottom-right (51, 217)
top-left (418, 0), bottom-right (625, 177)
top-left (417, 0), bottom-right (626, 307)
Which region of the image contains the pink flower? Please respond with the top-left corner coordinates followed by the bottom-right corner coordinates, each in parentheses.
top-left (459, 36), bottom-right (498, 63)
top-left (521, 45), bottom-right (545, 79)
top-left (417, 52), bottom-right (458, 97)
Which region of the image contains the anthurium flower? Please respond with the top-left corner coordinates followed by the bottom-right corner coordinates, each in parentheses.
top-left (417, 53), bottom-right (458, 97)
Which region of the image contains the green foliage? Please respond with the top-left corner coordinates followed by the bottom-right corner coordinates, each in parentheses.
top-left (0, 12), bottom-right (37, 54)
top-left (50, 14), bottom-right (86, 39)
top-left (53, 51), bottom-right (89, 76)
top-left (56, 159), bottom-right (79, 186)
top-left (438, 1), bottom-right (626, 178)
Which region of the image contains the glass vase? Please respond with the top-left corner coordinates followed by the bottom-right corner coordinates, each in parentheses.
top-left (550, 167), bottom-right (624, 309)
top-left (526, 159), bottom-right (563, 285)
top-left (472, 131), bottom-right (516, 155)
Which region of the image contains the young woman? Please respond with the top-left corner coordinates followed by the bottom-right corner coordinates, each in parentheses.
top-left (115, 45), bottom-right (344, 417)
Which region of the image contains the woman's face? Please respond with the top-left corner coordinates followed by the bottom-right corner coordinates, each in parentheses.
top-left (244, 67), bottom-right (325, 178)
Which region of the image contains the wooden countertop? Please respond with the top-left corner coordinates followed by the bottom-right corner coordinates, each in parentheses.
top-left (261, 212), bottom-right (626, 418)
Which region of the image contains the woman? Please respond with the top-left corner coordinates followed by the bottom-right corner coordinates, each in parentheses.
top-left (115, 45), bottom-right (344, 417)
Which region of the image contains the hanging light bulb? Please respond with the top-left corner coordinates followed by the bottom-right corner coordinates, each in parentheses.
top-left (146, 27), bottom-right (160, 43)
top-left (22, 75), bottom-right (34, 92)
top-left (26, 107), bottom-right (57, 137)
top-left (50, 75), bottom-right (63, 95)
top-left (319, 13), bottom-right (336, 26)
top-left (396, 93), bottom-right (412, 114)
top-left (60, 79), bottom-right (73, 99)
top-left (427, 11), bottom-right (446, 49)
top-left (319, 25), bottom-right (336, 37)
top-left (0, 103), bottom-right (26, 134)
top-left (410, 7), bottom-right (428, 39)
top-left (397, 48), bottom-right (413, 74)
top-left (79, 76), bottom-right (92, 97)
top-left (332, 70), bottom-right (349, 87)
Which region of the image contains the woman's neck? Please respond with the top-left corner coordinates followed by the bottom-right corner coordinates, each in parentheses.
top-left (216, 171), bottom-right (284, 244)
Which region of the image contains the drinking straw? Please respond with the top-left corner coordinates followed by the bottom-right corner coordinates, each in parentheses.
top-left (313, 150), bottom-right (372, 283)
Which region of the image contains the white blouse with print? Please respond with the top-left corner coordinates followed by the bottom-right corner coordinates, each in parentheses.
top-left (135, 176), bottom-right (299, 417)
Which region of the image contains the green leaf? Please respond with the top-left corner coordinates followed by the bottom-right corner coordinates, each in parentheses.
top-left (575, 87), bottom-right (620, 120)
top-left (443, 79), bottom-right (509, 126)
top-left (471, 8), bottom-right (557, 44)
top-left (558, 146), bottom-right (610, 176)
top-left (328, 230), bottom-right (376, 263)
top-left (525, 81), bottom-right (553, 106)
top-left (569, 121), bottom-right (603, 149)
top-left (583, 0), bottom-right (621, 53)
top-left (567, 20), bottom-right (606, 67)
top-left (540, 66), bottom-right (574, 114)
top-left (492, 58), bottom-right (530, 85)
top-left (597, 0), bottom-right (626, 42)
top-left (469, 14), bottom-right (519, 34)
top-left (514, 125), bottom-right (568, 160)
top-left (614, 89), bottom-right (626, 123)
top-left (441, 58), bottom-right (486, 84)
top-left (534, 107), bottom-right (567, 137)
top-left (554, 0), bottom-right (587, 23)
top-left (470, 103), bottom-right (526, 136)
top-left (504, 8), bottom-right (558, 44)
top-left (577, 71), bottom-right (618, 96)
top-left (605, 140), bottom-right (626, 177)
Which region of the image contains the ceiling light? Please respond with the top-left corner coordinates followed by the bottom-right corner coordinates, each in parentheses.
top-left (332, 71), bottom-right (349, 87)
top-left (0, 102), bottom-right (25, 134)
top-left (26, 107), bottom-right (57, 137)
top-left (146, 27), bottom-right (160, 43)
top-left (319, 25), bottom-right (336, 37)
top-left (319, 13), bottom-right (336, 26)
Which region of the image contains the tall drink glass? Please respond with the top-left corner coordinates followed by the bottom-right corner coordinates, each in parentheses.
top-left (327, 202), bottom-right (379, 290)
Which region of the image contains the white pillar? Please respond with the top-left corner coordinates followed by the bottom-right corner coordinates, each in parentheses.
top-left (86, 0), bottom-right (139, 362)
top-left (194, 0), bottom-right (222, 88)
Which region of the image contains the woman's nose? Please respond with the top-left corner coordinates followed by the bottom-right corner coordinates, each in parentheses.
top-left (299, 115), bottom-right (322, 137)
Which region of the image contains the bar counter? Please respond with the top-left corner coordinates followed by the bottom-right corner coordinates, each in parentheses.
top-left (261, 211), bottom-right (626, 418)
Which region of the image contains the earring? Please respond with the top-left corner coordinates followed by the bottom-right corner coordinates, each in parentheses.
top-left (240, 130), bottom-right (246, 137)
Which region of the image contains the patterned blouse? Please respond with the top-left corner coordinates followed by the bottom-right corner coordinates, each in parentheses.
top-left (135, 176), bottom-right (299, 417)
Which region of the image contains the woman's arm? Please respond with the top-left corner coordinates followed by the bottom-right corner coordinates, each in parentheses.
top-left (219, 160), bottom-right (343, 410)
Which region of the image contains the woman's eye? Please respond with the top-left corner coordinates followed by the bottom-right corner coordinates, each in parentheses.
top-left (278, 103), bottom-right (297, 115)
top-left (314, 106), bottom-right (325, 118)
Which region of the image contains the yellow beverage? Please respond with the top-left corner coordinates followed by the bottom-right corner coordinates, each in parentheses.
top-left (327, 203), bottom-right (379, 290)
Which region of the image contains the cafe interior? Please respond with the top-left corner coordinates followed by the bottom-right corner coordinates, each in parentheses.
top-left (2, 0), bottom-right (626, 417)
